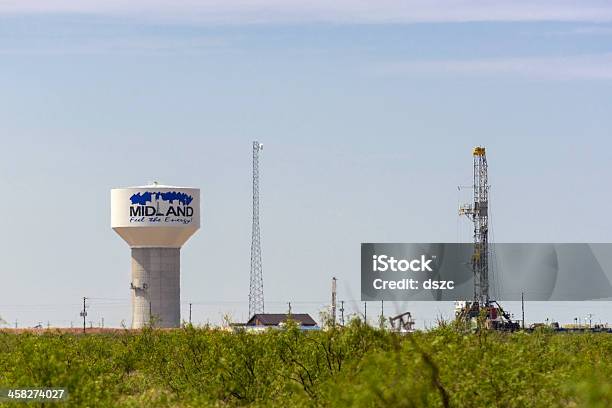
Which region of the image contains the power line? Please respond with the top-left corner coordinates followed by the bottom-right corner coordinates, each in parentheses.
top-left (331, 277), bottom-right (337, 327)
top-left (80, 297), bottom-right (87, 333)
top-left (186, 300), bottom-right (327, 305)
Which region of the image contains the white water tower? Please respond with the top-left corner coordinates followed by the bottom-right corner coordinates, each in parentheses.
top-left (111, 184), bottom-right (200, 328)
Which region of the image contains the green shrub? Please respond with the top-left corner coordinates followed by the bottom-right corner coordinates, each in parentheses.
top-left (0, 324), bottom-right (610, 407)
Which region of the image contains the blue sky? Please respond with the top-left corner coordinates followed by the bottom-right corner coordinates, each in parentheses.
top-left (1, 1), bottom-right (611, 328)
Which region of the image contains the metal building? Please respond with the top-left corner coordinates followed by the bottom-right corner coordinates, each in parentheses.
top-left (111, 184), bottom-right (200, 328)
top-left (246, 314), bottom-right (318, 328)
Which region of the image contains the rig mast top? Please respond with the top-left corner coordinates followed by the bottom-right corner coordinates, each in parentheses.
top-left (459, 146), bottom-right (490, 304)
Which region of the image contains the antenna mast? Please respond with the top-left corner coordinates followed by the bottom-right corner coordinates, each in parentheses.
top-left (249, 141), bottom-right (265, 317)
top-left (460, 146), bottom-right (489, 305)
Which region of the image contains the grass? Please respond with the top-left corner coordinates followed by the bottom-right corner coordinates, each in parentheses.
top-left (0, 320), bottom-right (611, 407)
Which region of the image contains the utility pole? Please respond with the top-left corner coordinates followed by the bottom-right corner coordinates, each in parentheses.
top-left (340, 300), bottom-right (345, 326)
top-left (249, 141), bottom-right (265, 318)
top-left (521, 292), bottom-right (525, 329)
top-left (364, 301), bottom-right (367, 324)
top-left (287, 302), bottom-right (292, 315)
top-left (331, 277), bottom-right (337, 327)
top-left (189, 303), bottom-right (192, 324)
top-left (14, 320), bottom-right (17, 329)
top-left (80, 297), bottom-right (87, 333)
top-left (381, 300), bottom-right (384, 318)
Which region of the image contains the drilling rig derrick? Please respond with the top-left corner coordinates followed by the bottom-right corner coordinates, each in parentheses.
top-left (459, 146), bottom-right (490, 305)
top-left (458, 147), bottom-right (519, 331)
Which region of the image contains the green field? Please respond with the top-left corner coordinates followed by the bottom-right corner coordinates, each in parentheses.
top-left (1, 321), bottom-right (611, 407)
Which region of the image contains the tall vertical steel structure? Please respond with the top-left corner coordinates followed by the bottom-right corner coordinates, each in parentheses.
top-left (249, 141), bottom-right (265, 317)
top-left (456, 147), bottom-right (519, 331)
top-left (459, 146), bottom-right (489, 305)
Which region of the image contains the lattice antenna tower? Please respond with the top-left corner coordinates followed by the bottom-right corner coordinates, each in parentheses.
top-left (249, 141), bottom-right (265, 317)
top-left (459, 146), bottom-right (490, 305)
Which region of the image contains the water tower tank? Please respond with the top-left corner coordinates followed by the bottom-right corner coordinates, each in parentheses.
top-left (111, 184), bottom-right (200, 328)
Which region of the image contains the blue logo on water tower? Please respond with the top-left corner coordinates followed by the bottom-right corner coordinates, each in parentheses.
top-left (129, 191), bottom-right (194, 222)
top-left (130, 191), bottom-right (193, 206)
